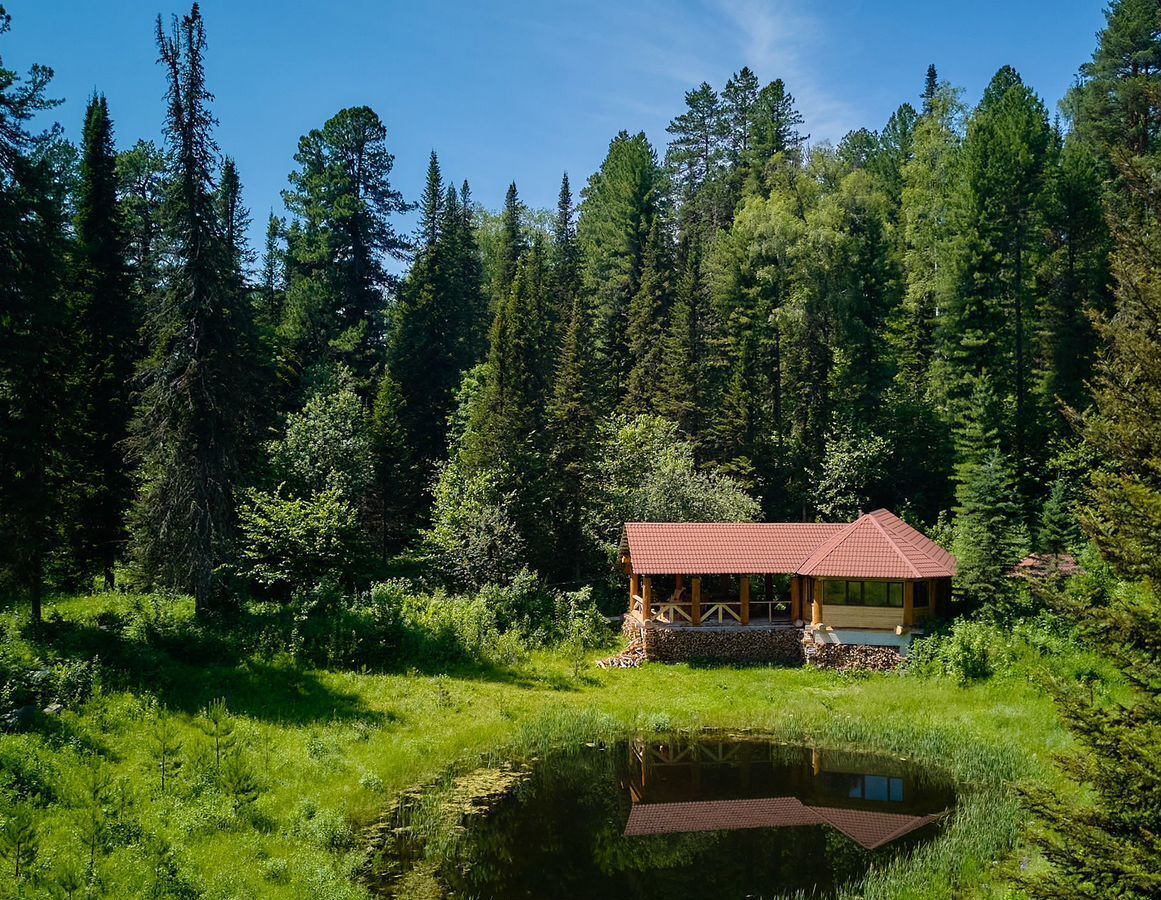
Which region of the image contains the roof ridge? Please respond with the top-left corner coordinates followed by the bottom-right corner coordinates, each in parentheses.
top-left (866, 512), bottom-right (923, 579)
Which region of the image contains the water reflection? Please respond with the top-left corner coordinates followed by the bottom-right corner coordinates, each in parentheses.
top-left (625, 738), bottom-right (952, 850)
top-left (372, 736), bottom-right (956, 900)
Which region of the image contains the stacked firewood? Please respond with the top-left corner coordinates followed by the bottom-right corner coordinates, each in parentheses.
top-left (804, 642), bottom-right (904, 672)
top-left (597, 636), bottom-right (647, 668)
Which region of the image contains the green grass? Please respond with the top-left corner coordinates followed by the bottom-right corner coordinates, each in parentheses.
top-left (0, 592), bottom-right (1087, 899)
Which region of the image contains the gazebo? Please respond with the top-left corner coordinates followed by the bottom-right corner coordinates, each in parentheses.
top-left (619, 509), bottom-right (954, 653)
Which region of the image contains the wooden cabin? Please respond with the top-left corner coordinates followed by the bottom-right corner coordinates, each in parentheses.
top-left (619, 509), bottom-right (954, 653)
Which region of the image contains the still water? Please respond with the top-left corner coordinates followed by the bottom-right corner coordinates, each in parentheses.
top-left (370, 736), bottom-right (957, 899)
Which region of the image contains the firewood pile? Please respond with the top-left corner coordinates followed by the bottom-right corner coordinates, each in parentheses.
top-left (804, 642), bottom-right (904, 672)
top-left (596, 636), bottom-right (647, 668)
top-left (651, 626), bottom-right (805, 664)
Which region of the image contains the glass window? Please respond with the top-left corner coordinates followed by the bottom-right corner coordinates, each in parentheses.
top-left (846, 581), bottom-right (864, 605)
top-left (864, 581), bottom-right (889, 606)
top-left (888, 582), bottom-right (904, 607)
top-left (914, 581), bottom-right (929, 607)
top-left (823, 580), bottom-right (846, 605)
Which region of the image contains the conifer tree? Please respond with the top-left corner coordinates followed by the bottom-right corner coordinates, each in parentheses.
top-left (624, 219), bottom-right (669, 413)
top-left (130, 4), bottom-right (261, 616)
top-left (1026, 147), bottom-right (1161, 899)
top-left (656, 250), bottom-right (704, 439)
top-left (546, 295), bottom-right (597, 580)
top-left (116, 138), bottom-right (166, 309)
top-left (0, 5), bottom-right (69, 621)
top-left (71, 93), bottom-right (135, 589)
top-left (745, 79), bottom-right (806, 197)
top-left (1068, 0), bottom-right (1161, 162)
top-left (922, 64), bottom-right (938, 114)
top-left (491, 181), bottom-right (525, 303)
top-left (551, 172), bottom-right (582, 327)
top-left (281, 104), bottom-right (409, 388)
top-left (934, 67), bottom-right (1050, 500)
top-left (579, 131), bottom-right (662, 403)
top-left (417, 150), bottom-right (442, 251)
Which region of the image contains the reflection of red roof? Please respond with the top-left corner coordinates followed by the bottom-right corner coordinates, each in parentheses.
top-left (624, 798), bottom-right (947, 850)
top-left (622, 510), bottom-right (955, 579)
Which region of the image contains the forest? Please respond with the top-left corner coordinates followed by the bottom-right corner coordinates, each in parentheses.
top-left (0, 1), bottom-right (1159, 898)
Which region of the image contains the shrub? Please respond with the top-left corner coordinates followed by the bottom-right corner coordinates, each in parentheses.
top-left (239, 485), bottom-right (369, 593)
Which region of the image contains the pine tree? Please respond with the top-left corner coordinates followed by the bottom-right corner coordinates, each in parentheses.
top-left (721, 67), bottom-right (760, 168)
top-left (0, 7), bottom-right (70, 622)
top-left (281, 104), bottom-right (409, 388)
top-left (258, 211), bottom-right (283, 329)
top-left (894, 82), bottom-right (960, 388)
top-left (130, 4), bottom-right (261, 616)
top-left (71, 94), bottom-right (135, 589)
top-left (624, 219), bottom-right (669, 413)
top-left (745, 79), bottom-right (806, 197)
top-left (1068, 0), bottom-right (1161, 161)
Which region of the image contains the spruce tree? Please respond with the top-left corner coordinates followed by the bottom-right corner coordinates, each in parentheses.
top-left (578, 131), bottom-right (662, 403)
top-left (550, 172), bottom-right (582, 327)
top-left (656, 250), bottom-right (703, 438)
top-left (71, 94), bottom-right (135, 589)
top-left (546, 295), bottom-right (597, 580)
top-left (130, 4), bottom-right (261, 616)
top-left (922, 64), bottom-right (938, 114)
top-left (0, 6), bottom-right (69, 621)
top-left (1025, 145), bottom-right (1161, 900)
top-left (935, 67), bottom-right (1050, 504)
top-left (491, 181), bottom-right (525, 303)
top-left (624, 219), bottom-right (669, 413)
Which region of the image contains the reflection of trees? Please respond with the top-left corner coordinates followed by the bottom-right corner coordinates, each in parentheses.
top-left (383, 739), bottom-right (954, 899)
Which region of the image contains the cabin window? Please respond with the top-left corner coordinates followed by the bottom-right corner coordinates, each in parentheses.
top-left (822, 580), bottom-right (905, 607)
top-left (914, 581), bottom-right (929, 607)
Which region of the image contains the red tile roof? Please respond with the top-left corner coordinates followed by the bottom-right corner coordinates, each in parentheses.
top-left (621, 522), bottom-right (846, 575)
top-left (622, 509), bottom-right (955, 579)
top-left (623, 798), bottom-right (947, 849)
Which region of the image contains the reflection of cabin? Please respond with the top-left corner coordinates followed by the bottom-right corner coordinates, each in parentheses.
top-left (620, 509), bottom-right (954, 652)
top-left (623, 738), bottom-right (951, 850)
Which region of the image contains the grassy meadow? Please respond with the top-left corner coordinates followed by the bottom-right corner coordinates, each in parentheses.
top-left (0, 591), bottom-right (1114, 899)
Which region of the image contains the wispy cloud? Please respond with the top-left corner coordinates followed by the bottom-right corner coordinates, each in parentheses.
top-left (707, 0), bottom-right (856, 142)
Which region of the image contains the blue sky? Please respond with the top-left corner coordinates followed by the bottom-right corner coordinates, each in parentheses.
top-left (4, 1), bottom-right (1107, 252)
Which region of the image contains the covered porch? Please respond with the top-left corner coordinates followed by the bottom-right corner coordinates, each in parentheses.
top-left (629, 572), bottom-right (806, 627)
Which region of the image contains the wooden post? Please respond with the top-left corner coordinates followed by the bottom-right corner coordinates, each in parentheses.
top-left (691, 577), bottom-right (701, 626)
top-left (791, 576), bottom-right (802, 621)
top-left (811, 579), bottom-right (822, 627)
top-left (903, 580), bottom-right (915, 628)
top-left (630, 572), bottom-right (639, 617)
top-left (642, 577), bottom-right (652, 622)
top-left (740, 576), bottom-right (750, 626)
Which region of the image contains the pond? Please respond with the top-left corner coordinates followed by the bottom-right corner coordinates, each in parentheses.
top-left (369, 735), bottom-right (958, 900)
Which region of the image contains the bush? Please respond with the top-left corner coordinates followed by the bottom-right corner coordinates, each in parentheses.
top-left (239, 485), bottom-right (369, 594)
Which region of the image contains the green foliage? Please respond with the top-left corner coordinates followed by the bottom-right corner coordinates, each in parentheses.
top-left (240, 486), bottom-right (367, 592)
top-left (129, 7), bottom-right (262, 615)
top-left (0, 803), bottom-right (38, 882)
top-left (813, 423), bottom-right (892, 520)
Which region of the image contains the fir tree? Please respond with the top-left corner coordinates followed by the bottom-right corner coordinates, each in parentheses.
top-left (624, 219), bottom-right (669, 413)
top-left (922, 63), bottom-right (938, 114)
top-left (656, 250), bottom-right (703, 438)
top-left (70, 93), bottom-right (135, 589)
top-left (579, 131), bottom-right (662, 403)
top-left (550, 172), bottom-right (582, 327)
top-left (0, 7), bottom-right (69, 622)
top-left (492, 181), bottom-right (525, 302)
top-left (1026, 145), bottom-right (1161, 899)
top-left (130, 4), bottom-right (261, 616)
